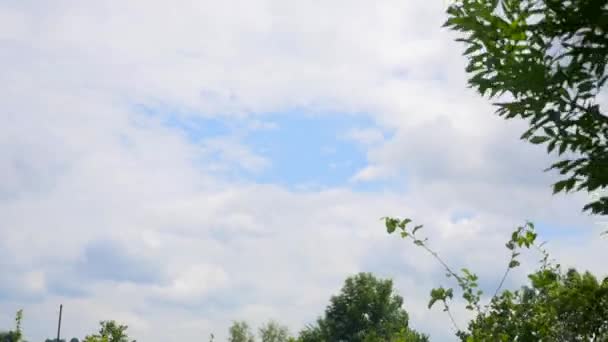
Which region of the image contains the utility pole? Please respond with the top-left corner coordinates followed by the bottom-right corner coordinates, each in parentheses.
top-left (56, 304), bottom-right (63, 342)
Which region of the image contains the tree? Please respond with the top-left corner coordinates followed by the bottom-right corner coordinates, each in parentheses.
top-left (298, 273), bottom-right (428, 342)
top-left (0, 310), bottom-right (24, 342)
top-left (362, 328), bottom-right (431, 342)
top-left (444, 0), bottom-right (608, 215)
top-left (377, 2), bottom-right (608, 339)
top-left (384, 216), bottom-right (608, 340)
top-left (386, 328), bottom-right (431, 342)
top-left (0, 332), bottom-right (21, 342)
top-left (465, 268), bottom-right (608, 341)
top-left (258, 321), bottom-right (290, 342)
top-left (83, 321), bottom-right (134, 342)
top-left (228, 321), bottom-right (255, 342)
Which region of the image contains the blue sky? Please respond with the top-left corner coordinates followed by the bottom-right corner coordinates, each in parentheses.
top-left (241, 112), bottom-right (370, 188)
top-left (140, 103), bottom-right (397, 191)
top-left (0, 1), bottom-right (605, 341)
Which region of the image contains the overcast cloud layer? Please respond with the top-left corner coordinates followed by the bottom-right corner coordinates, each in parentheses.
top-left (1, 1), bottom-right (606, 341)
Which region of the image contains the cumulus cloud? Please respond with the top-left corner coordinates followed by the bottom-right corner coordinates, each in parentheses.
top-left (0, 1), bottom-right (602, 341)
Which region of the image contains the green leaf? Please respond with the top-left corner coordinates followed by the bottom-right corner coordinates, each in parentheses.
top-left (399, 218), bottom-right (412, 229)
top-left (547, 140), bottom-right (557, 153)
top-left (578, 81), bottom-right (594, 93)
top-left (553, 180), bottom-right (569, 193)
top-left (558, 141), bottom-right (568, 155)
top-left (543, 127), bottom-right (556, 137)
top-left (529, 136), bottom-right (551, 144)
top-left (525, 231), bottom-right (537, 245)
top-left (385, 217), bottom-right (398, 234)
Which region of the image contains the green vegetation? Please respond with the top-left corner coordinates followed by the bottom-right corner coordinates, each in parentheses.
top-left (298, 273), bottom-right (427, 342)
top-left (228, 321), bottom-right (255, 342)
top-left (225, 273), bottom-right (427, 342)
top-left (383, 216), bottom-right (608, 341)
top-left (82, 321), bottom-right (135, 342)
top-left (0, 310), bottom-right (23, 342)
top-left (467, 268), bottom-right (608, 340)
top-left (4, 320), bottom-right (136, 342)
top-left (381, 1), bottom-right (608, 338)
top-left (258, 321), bottom-right (290, 342)
top-left (444, 0), bottom-right (608, 215)
top-left (3, 273), bottom-right (426, 342)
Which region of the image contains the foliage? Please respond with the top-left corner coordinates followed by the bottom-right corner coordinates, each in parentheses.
top-left (228, 321), bottom-right (255, 342)
top-left (445, 0), bottom-right (608, 215)
top-left (296, 326), bottom-right (325, 342)
top-left (384, 216), bottom-right (608, 340)
top-left (438, 0), bottom-right (608, 337)
top-left (0, 310), bottom-right (24, 342)
top-left (258, 321), bottom-right (290, 342)
top-left (83, 321), bottom-right (134, 342)
top-left (466, 268), bottom-right (608, 341)
top-left (361, 328), bottom-right (430, 342)
top-left (298, 272), bottom-right (428, 342)
top-left (387, 328), bottom-right (431, 342)
top-left (0, 331), bottom-right (21, 342)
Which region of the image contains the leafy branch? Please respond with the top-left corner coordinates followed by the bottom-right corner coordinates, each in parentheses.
top-left (383, 217), bottom-right (540, 333)
top-left (445, 0), bottom-right (608, 216)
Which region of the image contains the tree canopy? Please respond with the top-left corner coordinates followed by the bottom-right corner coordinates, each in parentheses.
top-left (436, 1), bottom-right (608, 337)
top-left (228, 321), bottom-right (255, 342)
top-left (464, 267), bottom-right (608, 341)
top-left (0, 310), bottom-right (23, 342)
top-left (298, 272), bottom-right (428, 342)
top-left (82, 321), bottom-right (134, 342)
top-left (258, 321), bottom-right (290, 342)
top-left (385, 216), bottom-right (608, 341)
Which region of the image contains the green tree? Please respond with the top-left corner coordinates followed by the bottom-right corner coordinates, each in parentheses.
top-left (298, 273), bottom-right (428, 342)
top-left (384, 217), bottom-right (608, 341)
top-left (465, 268), bottom-right (608, 341)
top-left (444, 0), bottom-right (608, 215)
top-left (228, 321), bottom-right (255, 342)
top-left (83, 321), bottom-right (134, 342)
top-left (0, 310), bottom-right (24, 342)
top-left (387, 328), bottom-right (431, 342)
top-left (0, 332), bottom-right (21, 342)
top-left (296, 325), bottom-right (325, 342)
top-left (258, 321), bottom-right (290, 342)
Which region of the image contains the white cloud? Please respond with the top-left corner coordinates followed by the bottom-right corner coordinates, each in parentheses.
top-left (157, 264), bottom-right (229, 302)
top-left (0, 1), bottom-right (603, 341)
top-left (344, 127), bottom-right (386, 146)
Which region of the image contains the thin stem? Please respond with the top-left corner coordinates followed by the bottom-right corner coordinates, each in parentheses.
top-left (493, 267), bottom-right (511, 300)
top-left (408, 235), bottom-right (467, 331)
top-left (487, 256), bottom-right (513, 314)
top-left (443, 302), bottom-right (461, 333)
top-left (418, 241), bottom-right (464, 283)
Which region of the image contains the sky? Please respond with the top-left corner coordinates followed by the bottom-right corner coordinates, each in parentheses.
top-left (0, 1), bottom-right (606, 341)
